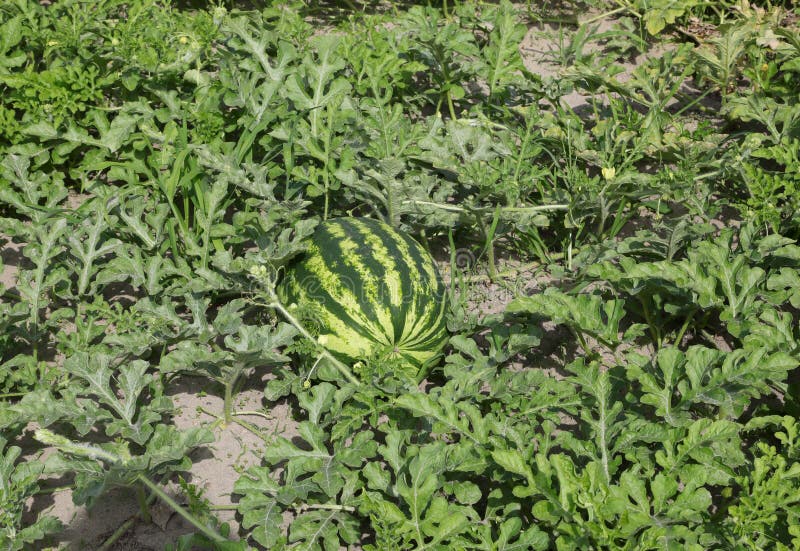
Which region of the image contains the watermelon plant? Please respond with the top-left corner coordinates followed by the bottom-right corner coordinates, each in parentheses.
top-left (1, 0), bottom-right (800, 549)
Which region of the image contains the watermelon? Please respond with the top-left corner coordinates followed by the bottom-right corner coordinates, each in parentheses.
top-left (279, 217), bottom-right (448, 377)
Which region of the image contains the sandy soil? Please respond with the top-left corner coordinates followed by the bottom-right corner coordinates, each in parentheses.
top-left (1, 235), bottom-right (24, 291)
top-left (32, 383), bottom-right (299, 549)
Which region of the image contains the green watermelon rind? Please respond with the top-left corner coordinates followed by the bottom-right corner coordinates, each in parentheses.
top-left (279, 217), bottom-right (448, 377)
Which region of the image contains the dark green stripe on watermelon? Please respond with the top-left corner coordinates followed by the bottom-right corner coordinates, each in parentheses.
top-left (278, 217), bottom-right (448, 377)
top-left (326, 218), bottom-right (399, 335)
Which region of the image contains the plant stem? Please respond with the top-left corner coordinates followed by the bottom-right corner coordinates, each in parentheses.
top-left (609, 0), bottom-right (641, 18)
top-left (596, 196), bottom-right (608, 237)
top-left (136, 484), bottom-right (152, 524)
top-left (323, 172), bottom-right (330, 221)
top-left (583, 5), bottom-right (629, 24)
top-left (403, 200), bottom-right (568, 214)
top-left (268, 296), bottom-right (360, 386)
top-left (197, 405), bottom-right (263, 438)
top-left (598, 389), bottom-right (611, 484)
top-left (480, 207), bottom-right (501, 281)
top-left (207, 502), bottom-right (356, 513)
top-left (97, 517), bottom-right (136, 551)
top-left (512, 119), bottom-right (534, 191)
top-left (36, 484), bottom-right (72, 494)
top-left (640, 298), bottom-right (662, 350)
top-left (448, 229), bottom-right (460, 297)
top-left (305, 353), bottom-right (325, 385)
top-left (0, 392), bottom-right (26, 399)
top-left (223, 381), bottom-right (234, 424)
top-left (298, 503), bottom-right (356, 513)
top-left (96, 473), bottom-right (175, 551)
top-left (567, 235), bottom-right (574, 271)
top-left (322, 106), bottom-right (334, 221)
top-left (137, 474), bottom-right (227, 543)
top-left (231, 416), bottom-right (265, 438)
top-left (234, 410), bottom-right (272, 420)
top-left (386, 170), bottom-right (397, 228)
top-left (673, 88), bottom-right (715, 118)
top-left (699, 329), bottom-right (725, 349)
top-left (572, 328), bottom-right (592, 357)
top-left (210, 504), bottom-right (239, 511)
top-left (672, 309), bottom-right (696, 348)
top-left (446, 90), bottom-right (457, 120)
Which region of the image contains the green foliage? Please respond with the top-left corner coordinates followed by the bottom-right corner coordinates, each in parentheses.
top-left (0, 437), bottom-right (61, 550)
top-left (728, 417), bottom-right (800, 549)
top-left (1, 0), bottom-right (800, 548)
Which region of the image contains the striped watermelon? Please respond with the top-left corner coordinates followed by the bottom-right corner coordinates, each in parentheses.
top-left (279, 217), bottom-right (448, 377)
